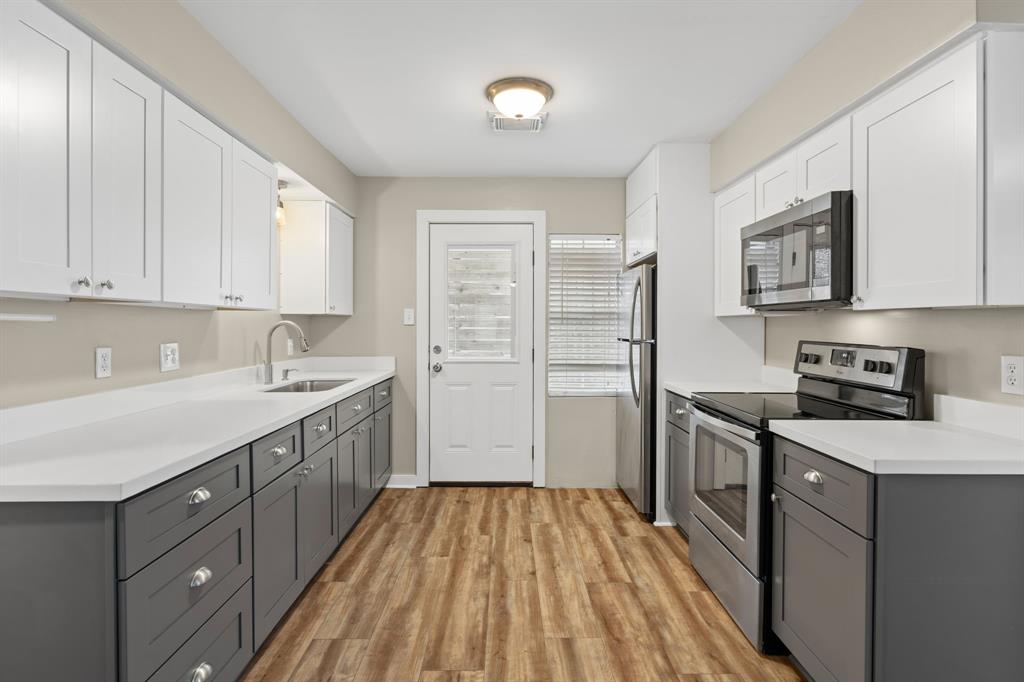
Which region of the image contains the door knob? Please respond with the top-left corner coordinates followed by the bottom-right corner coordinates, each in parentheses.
top-left (432, 362), bottom-right (443, 373)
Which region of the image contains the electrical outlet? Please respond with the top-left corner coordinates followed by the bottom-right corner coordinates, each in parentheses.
top-left (95, 347), bottom-right (112, 379)
top-left (403, 308), bottom-right (415, 326)
top-left (287, 338), bottom-right (295, 356)
top-left (160, 342), bottom-right (180, 372)
top-left (1001, 355), bottom-right (1024, 395)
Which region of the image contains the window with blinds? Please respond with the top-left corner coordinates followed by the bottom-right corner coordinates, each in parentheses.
top-left (548, 234), bottom-right (623, 396)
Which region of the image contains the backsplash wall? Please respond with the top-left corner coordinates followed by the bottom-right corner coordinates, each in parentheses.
top-left (0, 298), bottom-right (309, 408)
top-left (765, 308), bottom-right (1024, 408)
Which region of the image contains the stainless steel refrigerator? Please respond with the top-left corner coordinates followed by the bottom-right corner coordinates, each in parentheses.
top-left (616, 263), bottom-right (655, 519)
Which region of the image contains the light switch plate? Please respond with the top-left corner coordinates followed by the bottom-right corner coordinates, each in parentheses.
top-left (403, 308), bottom-right (415, 326)
top-left (160, 342), bottom-right (180, 372)
top-left (95, 347), bottom-right (112, 379)
top-left (1001, 355), bottom-right (1024, 395)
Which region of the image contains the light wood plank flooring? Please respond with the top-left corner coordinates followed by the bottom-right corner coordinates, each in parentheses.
top-left (241, 487), bottom-right (801, 682)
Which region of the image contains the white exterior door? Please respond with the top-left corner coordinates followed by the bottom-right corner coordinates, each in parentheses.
top-left (0, 1), bottom-right (92, 297)
top-left (230, 139), bottom-right (277, 310)
top-left (429, 224), bottom-right (534, 482)
top-left (92, 43), bottom-right (162, 301)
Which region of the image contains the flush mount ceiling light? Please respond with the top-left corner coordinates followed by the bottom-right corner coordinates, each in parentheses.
top-left (486, 77), bottom-right (554, 119)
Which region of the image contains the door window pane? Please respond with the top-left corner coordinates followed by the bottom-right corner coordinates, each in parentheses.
top-left (693, 427), bottom-right (749, 538)
top-left (447, 245), bottom-right (516, 359)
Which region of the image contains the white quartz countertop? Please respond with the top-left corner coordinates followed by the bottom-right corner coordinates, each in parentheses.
top-left (0, 364), bottom-right (394, 502)
top-left (664, 378), bottom-right (796, 399)
top-left (769, 420), bottom-right (1024, 475)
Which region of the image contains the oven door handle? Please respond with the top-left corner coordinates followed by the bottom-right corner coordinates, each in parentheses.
top-left (689, 406), bottom-right (760, 443)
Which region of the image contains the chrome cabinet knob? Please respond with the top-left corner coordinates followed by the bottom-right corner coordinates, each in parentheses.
top-left (190, 662), bottom-right (213, 682)
top-left (432, 363), bottom-right (443, 373)
top-left (352, 404), bottom-right (363, 412)
top-left (771, 493), bottom-right (780, 503)
top-left (189, 566), bottom-right (213, 588)
top-left (375, 415), bottom-right (383, 423)
top-left (234, 294), bottom-right (244, 303)
top-left (75, 275), bottom-right (92, 288)
top-left (803, 470), bottom-right (824, 485)
top-left (379, 390), bottom-right (388, 398)
top-left (100, 279), bottom-right (115, 290)
top-left (314, 422), bottom-right (328, 434)
top-left (784, 201), bottom-right (793, 209)
top-left (329, 304), bottom-right (336, 311)
top-left (674, 408), bottom-right (686, 416)
top-left (271, 445), bottom-right (288, 460)
top-left (224, 294), bottom-right (234, 304)
top-left (187, 487), bottom-right (212, 505)
top-left (795, 196), bottom-right (804, 204)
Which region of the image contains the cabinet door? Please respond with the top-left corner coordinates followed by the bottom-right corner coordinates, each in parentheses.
top-left (92, 44), bottom-right (162, 302)
top-left (713, 175), bottom-right (756, 316)
top-left (252, 463), bottom-right (304, 649)
top-left (0, 1), bottom-right (92, 297)
top-left (772, 486), bottom-right (872, 682)
top-left (626, 148), bottom-right (658, 216)
top-left (163, 93), bottom-right (232, 307)
top-left (665, 423), bottom-right (689, 535)
top-left (231, 140), bottom-right (277, 310)
top-left (852, 41), bottom-right (981, 310)
top-left (754, 151), bottom-right (797, 220)
top-left (625, 193), bottom-right (657, 266)
top-left (326, 204), bottom-right (353, 315)
top-left (354, 420), bottom-right (373, 508)
top-left (337, 428), bottom-right (358, 535)
top-left (796, 117), bottom-right (851, 201)
top-left (299, 439), bottom-right (338, 582)
top-left (372, 403), bottom-right (393, 488)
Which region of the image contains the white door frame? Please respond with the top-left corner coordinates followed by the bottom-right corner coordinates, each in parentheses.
top-left (415, 210), bottom-right (547, 487)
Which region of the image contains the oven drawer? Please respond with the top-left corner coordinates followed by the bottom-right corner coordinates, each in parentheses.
top-left (666, 392), bottom-right (691, 432)
top-left (773, 436), bottom-right (874, 538)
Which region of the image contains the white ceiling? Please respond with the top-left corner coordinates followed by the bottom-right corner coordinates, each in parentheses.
top-left (181, 0), bottom-right (859, 177)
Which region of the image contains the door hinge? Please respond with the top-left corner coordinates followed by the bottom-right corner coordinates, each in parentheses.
top-left (532, 250), bottom-right (535, 266)
top-left (532, 347), bottom-right (535, 363)
top-left (531, 446), bottom-right (535, 460)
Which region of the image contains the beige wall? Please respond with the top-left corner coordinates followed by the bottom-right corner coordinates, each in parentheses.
top-left (53, 0), bottom-right (358, 211)
top-left (710, 0), bottom-right (978, 190)
top-left (766, 309), bottom-right (1024, 410)
top-left (978, 0), bottom-right (1024, 23)
top-left (309, 177), bottom-right (625, 485)
top-left (0, 298), bottom-right (309, 408)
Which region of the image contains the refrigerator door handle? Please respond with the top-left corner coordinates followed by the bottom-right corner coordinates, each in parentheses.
top-left (628, 277), bottom-right (641, 407)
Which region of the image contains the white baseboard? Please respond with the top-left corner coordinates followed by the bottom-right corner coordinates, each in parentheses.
top-left (386, 474), bottom-right (422, 488)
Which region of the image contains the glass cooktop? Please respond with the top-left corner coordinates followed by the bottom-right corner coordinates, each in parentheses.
top-left (693, 392), bottom-right (890, 428)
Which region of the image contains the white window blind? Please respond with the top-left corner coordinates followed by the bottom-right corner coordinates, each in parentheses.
top-left (548, 234), bottom-right (623, 396)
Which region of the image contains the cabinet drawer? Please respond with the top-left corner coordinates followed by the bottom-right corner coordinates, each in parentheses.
top-left (147, 580), bottom-right (253, 682)
top-left (251, 422), bottom-right (303, 492)
top-left (303, 404), bottom-right (338, 455)
top-left (120, 500), bottom-right (252, 682)
top-left (336, 389), bottom-right (373, 432)
top-left (373, 379), bottom-right (393, 411)
top-left (666, 392), bottom-right (691, 432)
top-left (773, 436), bottom-right (874, 537)
top-left (117, 447), bottom-right (250, 577)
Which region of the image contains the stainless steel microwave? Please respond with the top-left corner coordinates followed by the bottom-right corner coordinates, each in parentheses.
top-left (740, 190), bottom-right (852, 310)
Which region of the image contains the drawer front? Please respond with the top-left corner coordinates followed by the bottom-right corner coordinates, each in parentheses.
top-left (251, 422), bottom-right (303, 492)
top-left (118, 447), bottom-right (250, 577)
top-left (373, 379), bottom-right (393, 411)
top-left (120, 500), bottom-right (252, 682)
top-left (147, 580), bottom-right (253, 682)
top-left (773, 436), bottom-right (874, 537)
top-left (666, 392), bottom-right (691, 432)
top-left (303, 404), bottom-right (338, 455)
top-left (336, 389), bottom-right (373, 432)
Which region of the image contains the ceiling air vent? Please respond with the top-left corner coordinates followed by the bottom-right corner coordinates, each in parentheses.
top-left (488, 111), bottom-right (547, 133)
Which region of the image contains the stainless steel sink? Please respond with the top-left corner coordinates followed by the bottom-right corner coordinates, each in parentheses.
top-left (263, 379), bottom-right (353, 393)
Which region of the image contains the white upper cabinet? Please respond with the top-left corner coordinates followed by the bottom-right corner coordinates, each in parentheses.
top-left (230, 140), bottom-right (278, 310)
top-left (163, 93), bottom-right (233, 307)
top-left (852, 40), bottom-right (981, 310)
top-left (754, 153), bottom-right (797, 221)
top-left (280, 200), bottom-right (354, 315)
top-left (796, 117), bottom-right (851, 201)
top-left (625, 194), bottom-right (657, 267)
top-left (714, 175), bottom-right (756, 317)
top-left (626, 148), bottom-right (658, 216)
top-left (0, 1), bottom-right (92, 297)
top-left (92, 44), bottom-right (162, 301)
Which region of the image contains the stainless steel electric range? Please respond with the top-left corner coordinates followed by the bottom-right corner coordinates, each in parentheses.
top-left (687, 341), bottom-right (925, 652)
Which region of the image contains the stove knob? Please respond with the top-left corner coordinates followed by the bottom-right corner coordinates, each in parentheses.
top-left (807, 353), bottom-right (820, 364)
top-left (864, 359), bottom-right (878, 372)
top-left (799, 353), bottom-right (810, 363)
top-left (878, 361), bottom-right (894, 374)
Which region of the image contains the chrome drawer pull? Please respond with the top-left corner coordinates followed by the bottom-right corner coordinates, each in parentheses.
top-left (379, 390), bottom-right (388, 398)
top-left (187, 487), bottom-right (212, 506)
top-left (770, 493), bottom-right (780, 503)
top-left (314, 422), bottom-right (329, 434)
top-left (673, 408), bottom-right (686, 416)
top-left (351, 404), bottom-right (363, 412)
top-left (271, 444), bottom-right (288, 460)
top-left (190, 662), bottom-right (213, 682)
top-left (803, 470), bottom-right (824, 485)
top-left (189, 566), bottom-right (213, 588)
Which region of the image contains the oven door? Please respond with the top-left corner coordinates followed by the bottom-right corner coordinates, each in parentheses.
top-left (689, 407), bottom-right (762, 576)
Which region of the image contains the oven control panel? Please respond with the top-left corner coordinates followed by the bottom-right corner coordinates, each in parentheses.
top-left (794, 341), bottom-right (923, 391)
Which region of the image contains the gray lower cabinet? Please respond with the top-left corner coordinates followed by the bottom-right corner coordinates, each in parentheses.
top-left (372, 402), bottom-right (393, 488)
top-left (665, 421), bottom-right (689, 535)
top-left (772, 484), bottom-right (872, 682)
top-left (252, 463), bottom-right (305, 649)
top-left (299, 439), bottom-right (339, 582)
top-left (337, 425), bottom-right (358, 535)
top-left (353, 417), bottom-right (374, 506)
